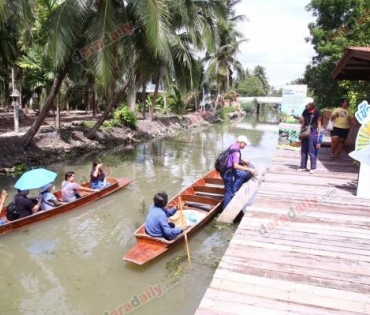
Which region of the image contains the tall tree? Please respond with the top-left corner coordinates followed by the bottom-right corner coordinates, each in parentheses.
top-left (304, 0), bottom-right (370, 108)
top-left (203, 0), bottom-right (246, 99)
top-left (253, 65), bottom-right (269, 95)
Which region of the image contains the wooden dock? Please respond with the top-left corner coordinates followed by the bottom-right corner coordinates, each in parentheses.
top-left (195, 146), bottom-right (370, 315)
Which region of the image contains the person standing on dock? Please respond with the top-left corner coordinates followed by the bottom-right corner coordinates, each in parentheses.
top-left (330, 97), bottom-right (354, 160)
top-left (298, 102), bottom-right (322, 174)
top-left (221, 135), bottom-right (258, 210)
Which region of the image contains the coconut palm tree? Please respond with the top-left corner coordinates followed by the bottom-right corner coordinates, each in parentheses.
top-left (203, 0), bottom-right (246, 105)
top-left (253, 65), bottom-right (269, 95)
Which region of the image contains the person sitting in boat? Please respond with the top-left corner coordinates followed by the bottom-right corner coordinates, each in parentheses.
top-left (144, 191), bottom-right (184, 240)
top-left (6, 189), bottom-right (42, 221)
top-left (0, 189), bottom-right (9, 225)
top-left (90, 161), bottom-right (106, 189)
top-left (40, 183), bottom-right (65, 210)
top-left (61, 171), bottom-right (99, 202)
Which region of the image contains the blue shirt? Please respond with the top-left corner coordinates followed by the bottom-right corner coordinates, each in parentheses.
top-left (145, 205), bottom-right (183, 240)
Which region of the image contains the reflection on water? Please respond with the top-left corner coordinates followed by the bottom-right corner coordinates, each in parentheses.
top-left (0, 113), bottom-right (278, 315)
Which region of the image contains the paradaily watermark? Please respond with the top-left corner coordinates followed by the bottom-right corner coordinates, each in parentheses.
top-left (72, 22), bottom-right (134, 64)
top-left (72, 14), bottom-right (152, 66)
top-left (259, 189), bottom-right (337, 235)
top-left (103, 276), bottom-right (181, 315)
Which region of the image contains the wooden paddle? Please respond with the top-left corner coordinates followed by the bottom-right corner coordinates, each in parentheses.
top-left (179, 198), bottom-right (192, 266)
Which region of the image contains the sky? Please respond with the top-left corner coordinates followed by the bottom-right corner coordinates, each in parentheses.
top-left (236, 0), bottom-right (316, 89)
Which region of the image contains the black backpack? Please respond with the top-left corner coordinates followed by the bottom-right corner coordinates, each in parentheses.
top-left (215, 148), bottom-right (240, 173)
top-left (6, 196), bottom-right (20, 221)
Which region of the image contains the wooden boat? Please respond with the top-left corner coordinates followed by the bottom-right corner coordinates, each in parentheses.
top-left (123, 169), bottom-right (225, 265)
top-left (0, 177), bottom-right (132, 236)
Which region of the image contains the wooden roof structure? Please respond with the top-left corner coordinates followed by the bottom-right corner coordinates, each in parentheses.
top-left (332, 47), bottom-right (370, 80)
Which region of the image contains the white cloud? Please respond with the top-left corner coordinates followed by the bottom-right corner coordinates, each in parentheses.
top-left (236, 0), bottom-right (316, 89)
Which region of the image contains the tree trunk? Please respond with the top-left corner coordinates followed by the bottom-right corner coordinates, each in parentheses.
top-left (21, 72), bottom-right (66, 148)
top-left (128, 81), bottom-right (136, 112)
top-left (148, 73), bottom-right (160, 120)
top-left (91, 88), bottom-right (96, 118)
top-left (86, 81), bottom-right (129, 139)
top-left (141, 83), bottom-right (146, 120)
top-left (56, 92), bottom-right (61, 137)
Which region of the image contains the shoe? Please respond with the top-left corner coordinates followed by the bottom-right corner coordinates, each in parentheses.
top-left (329, 156), bottom-right (335, 160)
top-left (297, 168), bottom-right (308, 172)
top-left (309, 169), bottom-right (316, 174)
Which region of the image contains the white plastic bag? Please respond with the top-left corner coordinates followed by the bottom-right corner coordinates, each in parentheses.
top-left (326, 119), bottom-right (334, 131)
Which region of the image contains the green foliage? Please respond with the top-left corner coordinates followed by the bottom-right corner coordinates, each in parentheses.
top-left (167, 87), bottom-right (187, 115)
top-left (102, 119), bottom-right (119, 129)
top-left (13, 164), bottom-right (27, 174)
top-left (305, 0), bottom-right (370, 109)
top-left (166, 255), bottom-right (186, 277)
top-left (219, 106), bottom-right (235, 119)
top-left (112, 103), bottom-right (137, 129)
top-left (236, 76), bottom-right (267, 96)
top-left (83, 121), bottom-right (95, 128)
top-left (224, 90), bottom-right (238, 101)
top-left (241, 101), bottom-right (254, 114)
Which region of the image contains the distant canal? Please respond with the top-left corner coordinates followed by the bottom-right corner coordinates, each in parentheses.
top-left (0, 109), bottom-right (279, 315)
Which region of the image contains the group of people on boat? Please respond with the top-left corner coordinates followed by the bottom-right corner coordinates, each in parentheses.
top-left (1, 161), bottom-right (107, 223)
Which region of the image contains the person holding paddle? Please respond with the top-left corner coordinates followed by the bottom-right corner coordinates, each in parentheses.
top-left (145, 191), bottom-right (186, 240)
top-left (61, 171), bottom-right (98, 202)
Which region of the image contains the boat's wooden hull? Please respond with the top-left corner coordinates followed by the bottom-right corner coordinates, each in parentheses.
top-left (0, 177), bottom-right (132, 236)
top-left (123, 170), bottom-right (224, 265)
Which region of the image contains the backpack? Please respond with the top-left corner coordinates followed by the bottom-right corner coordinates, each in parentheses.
top-left (215, 148), bottom-right (240, 173)
top-left (6, 196), bottom-right (20, 221)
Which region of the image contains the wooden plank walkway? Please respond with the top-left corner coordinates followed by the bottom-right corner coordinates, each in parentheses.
top-left (195, 146), bottom-right (370, 315)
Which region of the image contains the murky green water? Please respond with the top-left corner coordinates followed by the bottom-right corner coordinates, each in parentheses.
top-left (0, 111), bottom-right (279, 315)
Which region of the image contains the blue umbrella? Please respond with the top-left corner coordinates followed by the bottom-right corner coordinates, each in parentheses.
top-left (14, 168), bottom-right (58, 191)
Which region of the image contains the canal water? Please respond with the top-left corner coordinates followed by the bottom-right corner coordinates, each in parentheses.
top-left (0, 110), bottom-right (279, 315)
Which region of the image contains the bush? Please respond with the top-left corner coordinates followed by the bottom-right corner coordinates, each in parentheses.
top-left (112, 103), bottom-right (137, 129)
top-left (83, 121), bottom-right (95, 128)
top-left (241, 101), bottom-right (254, 114)
top-left (219, 107), bottom-right (235, 119)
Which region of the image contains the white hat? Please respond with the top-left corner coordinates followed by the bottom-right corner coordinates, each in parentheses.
top-left (237, 135), bottom-right (248, 144)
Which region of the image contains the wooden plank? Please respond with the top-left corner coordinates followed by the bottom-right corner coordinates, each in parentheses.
top-left (219, 255), bottom-right (370, 287)
top-left (209, 271), bottom-right (370, 312)
top-left (224, 244), bottom-right (370, 276)
top-left (194, 147), bottom-right (370, 315)
top-left (217, 165), bottom-right (268, 223)
top-left (199, 288), bottom-right (362, 315)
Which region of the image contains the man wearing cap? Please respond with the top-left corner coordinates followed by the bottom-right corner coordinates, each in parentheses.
top-left (40, 183), bottom-right (65, 210)
top-left (7, 189), bottom-right (42, 221)
top-left (221, 135), bottom-right (258, 210)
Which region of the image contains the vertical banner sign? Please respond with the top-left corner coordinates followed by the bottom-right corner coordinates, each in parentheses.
top-left (278, 85), bottom-right (307, 148)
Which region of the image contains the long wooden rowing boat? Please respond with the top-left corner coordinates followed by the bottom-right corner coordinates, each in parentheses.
top-left (0, 177), bottom-right (132, 236)
top-left (123, 169), bottom-right (224, 265)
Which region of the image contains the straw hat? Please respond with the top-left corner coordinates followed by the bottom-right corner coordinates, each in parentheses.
top-left (169, 211), bottom-right (186, 227)
top-left (169, 211), bottom-right (199, 227)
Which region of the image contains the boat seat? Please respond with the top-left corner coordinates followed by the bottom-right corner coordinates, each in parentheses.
top-left (194, 192), bottom-right (223, 201)
top-left (184, 202), bottom-right (212, 211)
